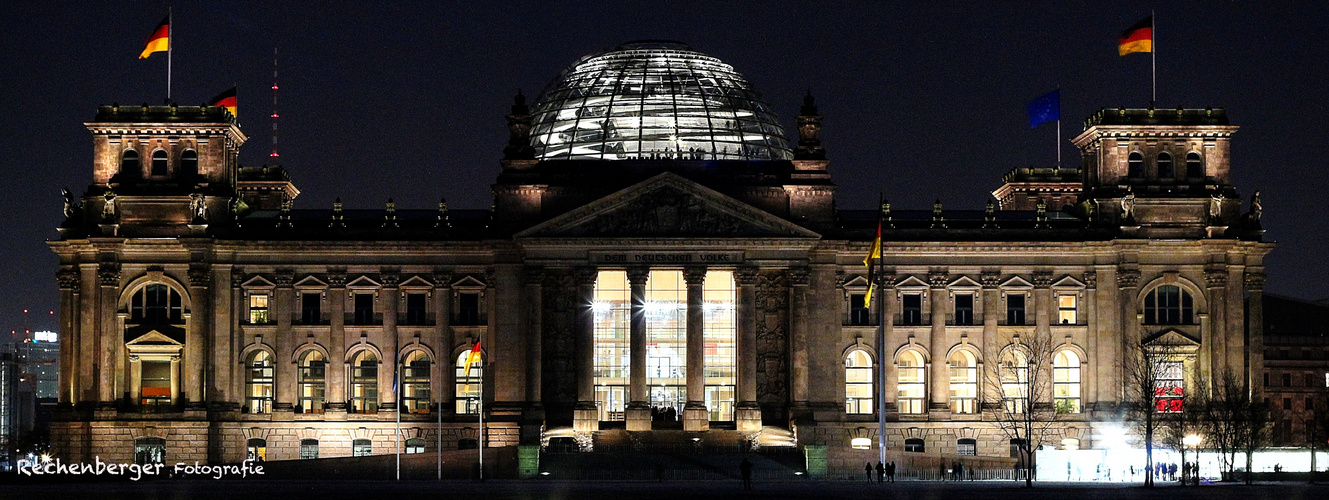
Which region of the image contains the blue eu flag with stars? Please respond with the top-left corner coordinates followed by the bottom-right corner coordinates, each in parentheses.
top-left (1027, 90), bottom-right (1060, 128)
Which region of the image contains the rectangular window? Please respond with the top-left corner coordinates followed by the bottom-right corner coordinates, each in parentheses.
top-left (1006, 293), bottom-right (1026, 326)
top-left (457, 293), bottom-right (480, 325)
top-left (405, 293), bottom-right (427, 325)
top-left (953, 294), bottom-right (973, 326)
top-left (1283, 373), bottom-right (1292, 387)
top-left (849, 294), bottom-right (870, 325)
top-left (1306, 373), bottom-right (1315, 388)
top-left (353, 293), bottom-right (375, 325)
top-left (901, 293), bottom-right (922, 325)
top-left (300, 439), bottom-right (319, 459)
top-left (1057, 294), bottom-right (1077, 325)
top-left (249, 294), bottom-right (269, 324)
top-left (1265, 372), bottom-right (1270, 387)
top-left (1154, 361), bottom-right (1184, 413)
top-left (140, 360), bottom-right (172, 406)
top-left (1308, 398), bottom-right (1315, 412)
top-left (300, 293), bottom-right (321, 324)
top-left (1284, 398), bottom-right (1292, 410)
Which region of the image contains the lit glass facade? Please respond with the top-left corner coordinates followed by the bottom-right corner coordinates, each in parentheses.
top-left (702, 270), bottom-right (736, 420)
top-left (529, 41), bottom-right (793, 161)
top-left (646, 271), bottom-right (686, 411)
top-left (593, 271), bottom-right (630, 421)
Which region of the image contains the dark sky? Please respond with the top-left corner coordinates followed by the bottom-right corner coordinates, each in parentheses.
top-left (2, 1), bottom-right (1326, 336)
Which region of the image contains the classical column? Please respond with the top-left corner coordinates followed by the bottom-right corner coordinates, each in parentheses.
top-left (1245, 272), bottom-right (1266, 394)
top-left (683, 266), bottom-right (709, 431)
top-left (980, 271), bottom-right (1001, 412)
top-left (879, 269), bottom-right (897, 413)
top-left (273, 269), bottom-right (296, 413)
top-left (210, 265), bottom-right (235, 410)
top-left (229, 268), bottom-right (245, 406)
top-left (1032, 271), bottom-right (1054, 408)
top-left (186, 265), bottom-right (211, 408)
top-left (57, 268), bottom-right (79, 405)
top-left (433, 268), bottom-right (453, 415)
top-left (97, 262), bottom-right (119, 407)
top-left (170, 355), bottom-right (181, 405)
top-left (735, 266), bottom-right (761, 432)
top-left (380, 268), bottom-right (400, 413)
top-left (1225, 267), bottom-right (1247, 381)
top-left (78, 263), bottom-right (98, 405)
top-left (625, 267), bottom-right (651, 431)
top-left (1205, 268), bottom-right (1228, 383)
top-left (928, 269), bottom-right (949, 414)
top-left (326, 269), bottom-right (348, 412)
top-left (1081, 271), bottom-right (1098, 411)
top-left (572, 267), bottom-right (599, 433)
top-left (1115, 268), bottom-right (1140, 406)
top-left (522, 267), bottom-right (545, 443)
top-left (788, 267), bottom-right (810, 414)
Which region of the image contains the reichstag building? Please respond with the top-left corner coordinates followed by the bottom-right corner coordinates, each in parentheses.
top-left (49, 41), bottom-right (1271, 472)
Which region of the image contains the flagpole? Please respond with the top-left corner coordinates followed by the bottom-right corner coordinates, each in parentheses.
top-left (874, 198), bottom-right (887, 467)
top-left (1056, 118), bottom-right (1062, 169)
top-left (166, 6), bottom-right (172, 102)
top-left (479, 356), bottom-right (485, 482)
top-left (1152, 10), bottom-right (1157, 105)
top-left (396, 357), bottom-right (401, 481)
top-left (438, 383), bottom-right (442, 481)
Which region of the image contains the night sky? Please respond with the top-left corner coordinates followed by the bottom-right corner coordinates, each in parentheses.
top-left (2, 1), bottom-right (1326, 337)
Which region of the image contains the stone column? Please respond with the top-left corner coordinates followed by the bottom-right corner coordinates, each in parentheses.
top-left (273, 269), bottom-right (296, 414)
top-left (380, 268), bottom-right (400, 413)
top-left (879, 269), bottom-right (897, 412)
top-left (1032, 271), bottom-right (1054, 408)
top-left (1245, 272), bottom-right (1266, 394)
top-left (572, 267), bottom-right (599, 433)
top-left (735, 266), bottom-right (761, 432)
top-left (433, 268), bottom-right (453, 415)
top-left (128, 355), bottom-right (141, 407)
top-left (57, 268), bottom-right (79, 405)
top-left (928, 269), bottom-right (949, 414)
top-left (97, 262), bottom-right (119, 407)
top-left (1226, 267), bottom-right (1247, 381)
top-left (326, 269), bottom-right (348, 412)
top-left (625, 267), bottom-right (651, 431)
top-left (229, 269), bottom-right (245, 406)
top-left (1115, 268), bottom-right (1140, 406)
top-left (170, 355), bottom-right (181, 405)
top-left (980, 271), bottom-right (1001, 412)
top-left (788, 267), bottom-right (811, 416)
top-left (78, 264), bottom-right (98, 405)
top-left (522, 267), bottom-right (545, 444)
top-left (1205, 268), bottom-right (1228, 383)
top-left (186, 265), bottom-right (211, 409)
top-left (683, 267), bottom-right (709, 431)
top-left (1093, 267), bottom-right (1119, 410)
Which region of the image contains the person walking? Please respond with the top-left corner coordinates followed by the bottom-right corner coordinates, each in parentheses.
top-left (866, 462), bottom-right (874, 483)
top-left (876, 461), bottom-right (885, 484)
top-left (887, 461), bottom-right (896, 483)
top-left (740, 458), bottom-right (753, 490)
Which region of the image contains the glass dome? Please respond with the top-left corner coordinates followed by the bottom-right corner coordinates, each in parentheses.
top-left (529, 41), bottom-right (793, 161)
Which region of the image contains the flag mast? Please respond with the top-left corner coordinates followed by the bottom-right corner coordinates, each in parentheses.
top-left (479, 352), bottom-right (485, 482)
top-left (396, 355), bottom-right (401, 481)
top-left (1152, 10), bottom-right (1157, 105)
top-left (873, 197), bottom-right (887, 466)
top-left (166, 6), bottom-right (172, 102)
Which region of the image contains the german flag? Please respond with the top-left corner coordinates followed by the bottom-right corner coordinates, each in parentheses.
top-left (210, 87), bottom-right (237, 116)
top-left (1118, 16), bottom-right (1153, 56)
top-left (463, 341), bottom-right (483, 379)
top-left (862, 213), bottom-right (882, 308)
top-left (139, 15), bottom-right (170, 59)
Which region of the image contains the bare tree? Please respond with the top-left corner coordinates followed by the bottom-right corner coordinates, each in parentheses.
top-left (1122, 330), bottom-right (1193, 487)
top-left (985, 331), bottom-right (1060, 488)
top-left (1196, 369), bottom-right (1271, 483)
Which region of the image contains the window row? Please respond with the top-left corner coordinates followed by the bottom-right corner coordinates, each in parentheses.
top-left (243, 349), bottom-right (483, 416)
top-left (121, 148), bottom-right (198, 178)
top-left (845, 348), bottom-right (1083, 415)
top-left (135, 437), bottom-right (450, 465)
top-left (1126, 151), bottom-right (1204, 179)
top-left (848, 291), bottom-right (1080, 327)
top-left (246, 291), bottom-right (482, 326)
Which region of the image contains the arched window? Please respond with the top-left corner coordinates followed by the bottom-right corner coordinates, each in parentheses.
top-left (349, 350), bottom-right (378, 414)
top-left (455, 350), bottom-right (482, 414)
top-left (845, 349), bottom-right (873, 414)
top-left (904, 438), bottom-right (924, 453)
top-left (134, 437), bottom-right (165, 465)
top-left (245, 351), bottom-right (274, 414)
top-left (298, 350), bottom-right (326, 414)
top-left (246, 438), bottom-right (267, 462)
top-left (401, 350), bottom-right (431, 414)
top-left (121, 149), bottom-right (140, 176)
top-left (949, 350), bottom-right (977, 414)
top-left (352, 438), bottom-right (372, 457)
top-left (957, 438), bottom-right (977, 456)
top-left (1156, 152), bottom-right (1174, 178)
top-left (1127, 152), bottom-right (1144, 178)
top-left (1186, 152), bottom-right (1203, 178)
top-left (1000, 348), bottom-right (1030, 414)
top-left (897, 350), bottom-right (925, 414)
top-left (1053, 350), bottom-right (1081, 413)
top-left (181, 149), bottom-right (198, 179)
top-left (405, 438), bottom-right (425, 454)
top-left (299, 439), bottom-right (319, 459)
top-left (130, 283), bottom-right (184, 324)
top-left (1144, 285), bottom-right (1194, 325)
top-left (151, 149), bottom-right (169, 176)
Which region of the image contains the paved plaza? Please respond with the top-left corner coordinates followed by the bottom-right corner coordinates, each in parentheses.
top-left (3, 479), bottom-right (1327, 500)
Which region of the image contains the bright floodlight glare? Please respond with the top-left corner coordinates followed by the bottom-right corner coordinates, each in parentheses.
top-left (851, 437), bottom-right (871, 450)
top-left (529, 41), bottom-right (793, 161)
top-left (1098, 424), bottom-right (1130, 450)
top-left (1183, 434), bottom-right (1202, 447)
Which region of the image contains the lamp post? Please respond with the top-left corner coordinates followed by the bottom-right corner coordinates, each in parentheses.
top-left (1182, 434), bottom-right (1202, 486)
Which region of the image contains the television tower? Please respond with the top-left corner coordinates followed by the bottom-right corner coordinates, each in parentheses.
top-left (270, 46), bottom-right (280, 160)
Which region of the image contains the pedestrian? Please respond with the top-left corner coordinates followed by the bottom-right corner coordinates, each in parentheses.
top-left (876, 461), bottom-right (885, 484)
top-left (740, 458), bottom-right (753, 490)
top-left (887, 461), bottom-right (896, 483)
top-left (866, 462), bottom-right (874, 483)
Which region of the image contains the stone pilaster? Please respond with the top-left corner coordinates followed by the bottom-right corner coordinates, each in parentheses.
top-left (522, 266), bottom-right (545, 444)
top-left (97, 262), bottom-right (119, 407)
top-left (980, 271), bottom-right (1001, 412)
top-left (273, 269), bottom-right (296, 414)
top-left (325, 269), bottom-right (348, 412)
top-left (1081, 271), bottom-right (1098, 408)
top-left (572, 267), bottom-right (599, 434)
top-left (735, 266), bottom-right (761, 432)
top-left (1245, 272), bottom-right (1266, 395)
top-left (1204, 267), bottom-right (1228, 384)
top-left (57, 268), bottom-right (80, 405)
top-left (379, 268), bottom-right (400, 413)
top-left (432, 268), bottom-right (453, 416)
top-left (928, 268), bottom-right (949, 414)
top-left (186, 264), bottom-right (211, 409)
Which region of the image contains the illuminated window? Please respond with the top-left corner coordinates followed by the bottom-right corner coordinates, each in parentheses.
top-left (1154, 360), bottom-right (1184, 413)
top-left (349, 350), bottom-right (378, 414)
top-left (897, 351), bottom-right (925, 414)
top-left (702, 271), bottom-right (736, 421)
top-left (1157, 152), bottom-right (1174, 178)
top-left (593, 271), bottom-right (630, 421)
top-left (1144, 285), bottom-right (1194, 325)
top-left (405, 438), bottom-right (425, 454)
top-left (1057, 294), bottom-right (1077, 325)
top-left (455, 350), bottom-right (482, 414)
top-left (245, 351), bottom-right (274, 414)
top-left (1128, 152), bottom-right (1144, 177)
top-left (953, 294), bottom-right (974, 325)
top-left (248, 293), bottom-right (270, 324)
top-left (901, 293), bottom-right (922, 325)
top-left (300, 439), bottom-right (319, 459)
top-left (1006, 294), bottom-right (1026, 326)
top-left (121, 149), bottom-right (140, 176)
top-left (1000, 348), bottom-right (1030, 414)
top-left (151, 149), bottom-right (169, 176)
top-left (298, 350), bottom-right (326, 413)
top-left (134, 437), bottom-right (165, 465)
top-left (845, 349), bottom-right (874, 414)
top-left (401, 350), bottom-right (431, 414)
top-left (646, 271), bottom-right (686, 414)
top-left (246, 438), bottom-right (266, 462)
top-left (352, 438), bottom-right (372, 457)
top-left (949, 350), bottom-right (977, 414)
top-left (140, 360), bottom-right (172, 406)
top-left (1054, 350), bottom-right (1081, 413)
top-left (1186, 152), bottom-right (1203, 178)
top-left (957, 438), bottom-right (977, 456)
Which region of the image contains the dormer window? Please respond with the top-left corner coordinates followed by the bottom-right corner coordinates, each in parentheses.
top-left (1128, 152), bottom-right (1144, 178)
top-left (151, 149), bottom-right (169, 176)
top-left (1157, 152), bottom-right (1173, 178)
top-left (1186, 152), bottom-right (1203, 178)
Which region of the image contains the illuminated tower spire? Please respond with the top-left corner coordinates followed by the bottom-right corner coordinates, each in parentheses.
top-left (270, 46), bottom-right (279, 160)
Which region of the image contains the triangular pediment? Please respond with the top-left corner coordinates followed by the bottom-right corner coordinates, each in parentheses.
top-left (125, 326), bottom-right (185, 345)
top-left (399, 276), bottom-right (433, 288)
top-left (843, 275), bottom-right (870, 289)
top-left (1001, 276), bottom-right (1033, 289)
top-left (1143, 329), bottom-right (1200, 347)
top-left (515, 172), bottom-right (821, 239)
top-left (242, 275), bottom-right (275, 288)
top-left (294, 276), bottom-right (327, 288)
top-left (949, 276), bottom-right (982, 289)
top-left (895, 276), bottom-right (929, 289)
top-left (452, 276), bottom-right (486, 289)
top-left (1052, 276), bottom-right (1085, 289)
top-left (346, 276), bottom-right (380, 289)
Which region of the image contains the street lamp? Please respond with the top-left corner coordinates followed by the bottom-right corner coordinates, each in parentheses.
top-left (1182, 434), bottom-right (1202, 485)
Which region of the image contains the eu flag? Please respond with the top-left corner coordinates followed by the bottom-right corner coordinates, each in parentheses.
top-left (1027, 90), bottom-right (1060, 128)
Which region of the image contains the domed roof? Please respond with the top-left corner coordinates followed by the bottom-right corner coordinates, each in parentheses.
top-left (529, 41), bottom-right (793, 161)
